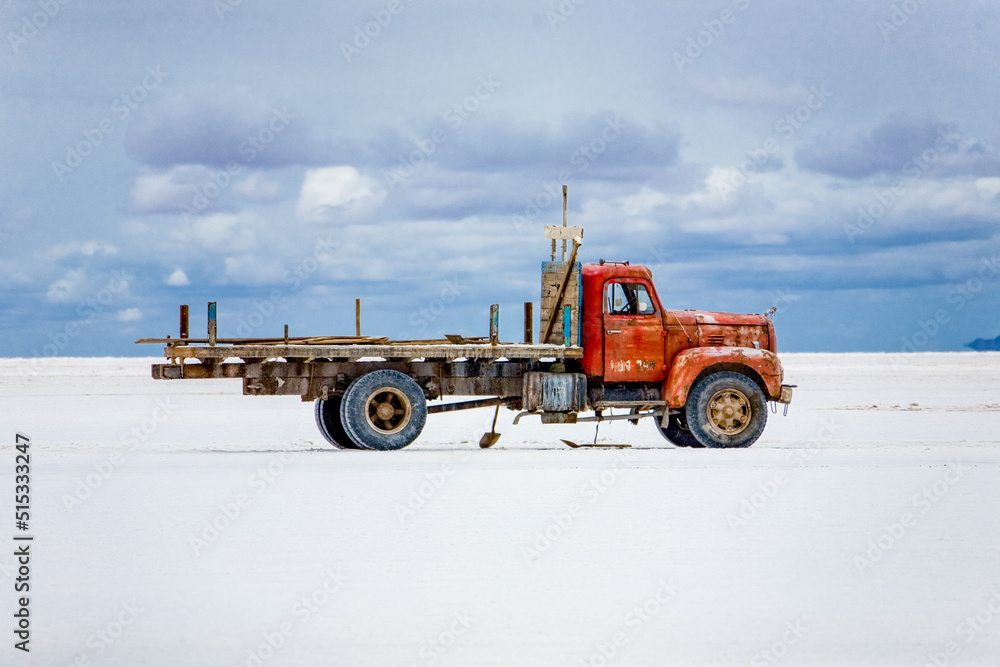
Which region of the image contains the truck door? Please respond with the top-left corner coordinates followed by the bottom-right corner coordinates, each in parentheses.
top-left (602, 280), bottom-right (666, 382)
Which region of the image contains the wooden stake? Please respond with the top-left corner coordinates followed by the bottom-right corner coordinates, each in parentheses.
top-left (207, 302), bottom-right (217, 347)
top-left (490, 304), bottom-right (499, 346)
top-left (355, 298), bottom-right (361, 337)
top-left (561, 185), bottom-right (568, 261)
top-left (524, 302), bottom-right (533, 344)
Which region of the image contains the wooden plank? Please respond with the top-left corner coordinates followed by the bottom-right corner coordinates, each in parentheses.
top-left (539, 256), bottom-right (581, 345)
top-left (544, 225), bottom-right (584, 241)
top-left (136, 336), bottom-right (390, 345)
top-left (169, 343), bottom-right (583, 361)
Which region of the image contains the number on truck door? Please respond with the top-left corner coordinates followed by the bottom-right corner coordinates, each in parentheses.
top-left (603, 281), bottom-right (666, 382)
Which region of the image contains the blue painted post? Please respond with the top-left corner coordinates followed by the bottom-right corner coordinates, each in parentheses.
top-left (563, 305), bottom-right (571, 347)
top-left (208, 302), bottom-right (217, 347)
top-left (490, 304), bottom-right (499, 346)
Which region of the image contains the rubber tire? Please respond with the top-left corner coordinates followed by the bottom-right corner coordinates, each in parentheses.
top-left (314, 396), bottom-right (360, 449)
top-left (656, 413), bottom-right (704, 448)
top-left (340, 370), bottom-right (427, 451)
top-left (685, 371), bottom-right (767, 449)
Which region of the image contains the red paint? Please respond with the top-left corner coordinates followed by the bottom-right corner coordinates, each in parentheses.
top-left (580, 262), bottom-right (782, 406)
top-left (662, 347), bottom-right (784, 407)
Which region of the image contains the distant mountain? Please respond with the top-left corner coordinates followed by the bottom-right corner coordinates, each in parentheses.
top-left (966, 335), bottom-right (1000, 351)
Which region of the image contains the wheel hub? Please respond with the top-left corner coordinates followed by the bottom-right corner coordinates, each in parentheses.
top-left (707, 388), bottom-right (751, 435)
top-left (365, 388), bottom-right (411, 435)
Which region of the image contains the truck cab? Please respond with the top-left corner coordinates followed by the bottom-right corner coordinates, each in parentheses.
top-left (574, 261), bottom-right (792, 448)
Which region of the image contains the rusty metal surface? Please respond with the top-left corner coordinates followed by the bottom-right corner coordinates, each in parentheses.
top-left (523, 372), bottom-right (587, 412)
top-left (153, 357), bottom-right (536, 402)
top-left (662, 347), bottom-right (784, 408)
top-left (427, 398), bottom-right (501, 414)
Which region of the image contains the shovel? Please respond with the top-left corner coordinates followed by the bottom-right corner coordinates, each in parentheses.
top-left (560, 440), bottom-right (631, 449)
top-left (560, 421), bottom-right (631, 448)
top-left (479, 403), bottom-right (502, 448)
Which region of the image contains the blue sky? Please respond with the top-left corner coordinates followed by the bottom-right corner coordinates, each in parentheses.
top-left (2, 0), bottom-right (999, 357)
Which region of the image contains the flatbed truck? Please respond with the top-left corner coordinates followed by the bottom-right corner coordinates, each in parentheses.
top-left (139, 222), bottom-right (793, 450)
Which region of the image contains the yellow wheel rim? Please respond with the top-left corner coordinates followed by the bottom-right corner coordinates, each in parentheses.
top-left (706, 388), bottom-right (751, 436)
top-left (365, 388), bottom-right (411, 435)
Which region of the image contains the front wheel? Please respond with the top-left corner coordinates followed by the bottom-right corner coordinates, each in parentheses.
top-left (685, 372), bottom-right (767, 448)
top-left (340, 370), bottom-right (427, 450)
top-left (656, 413), bottom-right (703, 448)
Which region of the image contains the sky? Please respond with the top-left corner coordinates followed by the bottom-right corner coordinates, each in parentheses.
top-left (2, 0), bottom-right (1000, 357)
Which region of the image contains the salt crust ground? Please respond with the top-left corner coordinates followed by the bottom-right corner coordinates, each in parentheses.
top-left (0, 352), bottom-right (998, 666)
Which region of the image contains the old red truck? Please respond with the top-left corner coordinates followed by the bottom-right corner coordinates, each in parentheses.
top-left (139, 224), bottom-right (792, 450)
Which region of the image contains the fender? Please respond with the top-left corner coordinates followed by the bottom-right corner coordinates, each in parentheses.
top-left (663, 347), bottom-right (784, 408)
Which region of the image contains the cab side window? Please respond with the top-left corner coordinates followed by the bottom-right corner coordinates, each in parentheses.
top-left (605, 282), bottom-right (656, 316)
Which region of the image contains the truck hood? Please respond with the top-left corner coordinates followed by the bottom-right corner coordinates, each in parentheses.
top-left (667, 310), bottom-right (769, 327)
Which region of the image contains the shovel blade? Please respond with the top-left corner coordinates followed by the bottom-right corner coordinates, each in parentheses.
top-left (560, 439), bottom-right (631, 449)
top-left (479, 432), bottom-right (501, 448)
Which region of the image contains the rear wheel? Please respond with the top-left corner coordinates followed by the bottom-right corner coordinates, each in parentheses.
top-left (340, 370), bottom-right (427, 450)
top-left (685, 372), bottom-right (767, 448)
top-left (656, 412), bottom-right (703, 448)
top-left (314, 396), bottom-right (360, 449)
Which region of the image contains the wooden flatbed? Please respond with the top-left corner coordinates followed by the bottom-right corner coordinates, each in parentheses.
top-left (142, 340), bottom-right (583, 362)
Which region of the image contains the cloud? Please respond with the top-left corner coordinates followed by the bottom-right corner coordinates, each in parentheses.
top-left (115, 308), bottom-right (143, 322)
top-left (125, 85), bottom-right (336, 169)
top-left (382, 111), bottom-right (680, 179)
top-left (687, 76), bottom-right (809, 108)
top-left (50, 241), bottom-right (117, 260)
top-left (233, 173), bottom-right (281, 203)
top-left (796, 114), bottom-right (952, 179)
top-left (45, 268), bottom-right (88, 304)
top-left (296, 167), bottom-right (381, 221)
top-left (166, 268), bottom-right (190, 286)
top-left (129, 166), bottom-right (214, 214)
